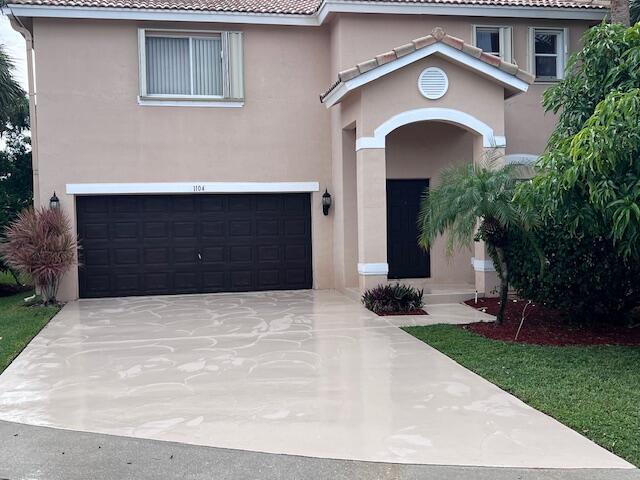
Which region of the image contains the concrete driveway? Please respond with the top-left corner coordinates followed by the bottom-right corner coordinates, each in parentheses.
top-left (0, 290), bottom-right (632, 469)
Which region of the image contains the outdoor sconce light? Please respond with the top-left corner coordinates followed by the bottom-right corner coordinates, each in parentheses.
top-left (322, 189), bottom-right (332, 216)
top-left (49, 192), bottom-right (60, 210)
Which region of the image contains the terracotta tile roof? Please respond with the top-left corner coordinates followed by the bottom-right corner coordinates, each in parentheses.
top-left (8, 0), bottom-right (608, 13)
top-left (8, 0), bottom-right (321, 14)
top-left (320, 26), bottom-right (536, 103)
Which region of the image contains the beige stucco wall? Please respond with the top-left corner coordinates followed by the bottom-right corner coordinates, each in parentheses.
top-left (358, 56), bottom-right (505, 137)
top-left (28, 12), bottom-right (595, 298)
top-left (329, 13), bottom-right (594, 154)
top-left (386, 122), bottom-right (475, 284)
top-left (32, 18), bottom-right (333, 300)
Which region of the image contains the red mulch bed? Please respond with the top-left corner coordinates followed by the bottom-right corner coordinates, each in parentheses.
top-left (463, 297), bottom-right (640, 346)
top-left (376, 309), bottom-right (428, 316)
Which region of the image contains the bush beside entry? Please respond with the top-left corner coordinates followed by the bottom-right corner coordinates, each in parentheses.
top-left (0, 207), bottom-right (77, 305)
top-left (362, 284), bottom-right (424, 314)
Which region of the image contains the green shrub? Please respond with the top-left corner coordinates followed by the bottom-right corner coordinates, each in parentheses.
top-left (499, 221), bottom-right (640, 322)
top-left (362, 283), bottom-right (424, 314)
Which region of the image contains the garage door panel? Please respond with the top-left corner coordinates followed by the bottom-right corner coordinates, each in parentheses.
top-left (258, 270), bottom-right (280, 288)
top-left (144, 272), bottom-right (171, 292)
top-left (113, 196), bottom-right (139, 214)
top-left (202, 221), bottom-right (225, 237)
top-left (143, 222), bottom-right (169, 239)
top-left (114, 274), bottom-right (140, 292)
top-left (258, 245), bottom-right (280, 262)
top-left (172, 196), bottom-right (197, 212)
top-left (83, 223), bottom-right (109, 240)
top-left (230, 220), bottom-right (252, 236)
top-left (202, 271), bottom-right (225, 290)
top-left (144, 247), bottom-right (170, 265)
top-left (113, 222), bottom-right (138, 239)
top-left (230, 270), bottom-right (253, 289)
top-left (200, 195), bottom-right (225, 212)
top-left (77, 193), bottom-right (312, 298)
top-left (84, 249), bottom-right (110, 266)
top-left (173, 222), bottom-right (197, 238)
top-left (256, 220), bottom-right (279, 236)
top-left (229, 245), bottom-right (252, 263)
top-left (201, 246), bottom-right (225, 263)
top-left (114, 248), bottom-right (139, 266)
top-left (142, 196), bottom-right (169, 212)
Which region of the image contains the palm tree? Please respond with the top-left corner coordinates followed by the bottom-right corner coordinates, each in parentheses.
top-left (0, 45), bottom-right (25, 121)
top-left (417, 153), bottom-right (538, 324)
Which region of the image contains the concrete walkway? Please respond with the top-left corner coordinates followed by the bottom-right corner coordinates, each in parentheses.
top-left (0, 290), bottom-right (633, 469)
top-left (1, 420), bottom-right (638, 480)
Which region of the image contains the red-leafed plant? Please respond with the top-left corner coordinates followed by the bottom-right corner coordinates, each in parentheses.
top-left (0, 207), bottom-right (77, 305)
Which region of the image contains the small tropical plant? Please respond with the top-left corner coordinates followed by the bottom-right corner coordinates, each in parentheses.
top-left (362, 283), bottom-right (424, 314)
top-left (417, 152), bottom-right (538, 324)
top-left (0, 207), bottom-right (77, 305)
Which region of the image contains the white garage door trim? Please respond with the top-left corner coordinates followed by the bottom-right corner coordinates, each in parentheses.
top-left (66, 182), bottom-right (321, 195)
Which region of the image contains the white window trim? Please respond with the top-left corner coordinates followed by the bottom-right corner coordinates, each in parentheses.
top-left (528, 27), bottom-right (568, 82)
top-left (472, 25), bottom-right (513, 62)
top-left (138, 27), bottom-right (238, 101)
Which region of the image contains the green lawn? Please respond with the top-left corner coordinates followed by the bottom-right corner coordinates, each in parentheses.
top-left (404, 325), bottom-right (640, 467)
top-left (0, 291), bottom-right (60, 373)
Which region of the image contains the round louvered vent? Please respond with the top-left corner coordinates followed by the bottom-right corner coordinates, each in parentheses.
top-left (418, 67), bottom-right (448, 100)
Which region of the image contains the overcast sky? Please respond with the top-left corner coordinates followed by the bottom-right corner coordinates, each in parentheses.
top-left (0, 14), bottom-right (28, 90)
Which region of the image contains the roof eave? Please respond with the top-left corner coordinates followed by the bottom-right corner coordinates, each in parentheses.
top-left (5, 1), bottom-right (607, 23)
top-left (321, 42), bottom-right (531, 108)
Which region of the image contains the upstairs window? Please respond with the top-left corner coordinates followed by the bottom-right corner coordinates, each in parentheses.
top-left (473, 26), bottom-right (512, 62)
top-left (138, 29), bottom-right (244, 102)
top-left (530, 28), bottom-right (566, 81)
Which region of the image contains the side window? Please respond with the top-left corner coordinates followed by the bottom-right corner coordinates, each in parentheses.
top-left (139, 30), bottom-right (244, 102)
top-left (473, 26), bottom-right (513, 62)
top-left (529, 28), bottom-right (566, 81)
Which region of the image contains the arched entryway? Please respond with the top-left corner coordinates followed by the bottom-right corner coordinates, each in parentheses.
top-left (322, 27), bottom-right (534, 293)
top-left (385, 120), bottom-right (476, 284)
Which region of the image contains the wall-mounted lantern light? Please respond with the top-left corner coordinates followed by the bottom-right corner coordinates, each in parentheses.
top-left (49, 192), bottom-right (60, 210)
top-left (322, 189), bottom-right (332, 216)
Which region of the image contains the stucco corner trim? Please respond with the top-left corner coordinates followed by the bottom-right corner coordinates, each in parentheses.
top-left (357, 262), bottom-right (389, 276)
top-left (66, 182), bottom-right (321, 195)
top-left (356, 107), bottom-right (506, 150)
top-left (471, 257), bottom-right (496, 272)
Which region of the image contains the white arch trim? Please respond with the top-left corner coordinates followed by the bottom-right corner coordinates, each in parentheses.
top-left (355, 107), bottom-right (506, 150)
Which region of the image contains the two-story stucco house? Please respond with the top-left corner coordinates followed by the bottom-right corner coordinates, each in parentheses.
top-left (5, 0), bottom-right (606, 301)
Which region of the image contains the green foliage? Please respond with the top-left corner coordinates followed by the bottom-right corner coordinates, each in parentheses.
top-left (417, 153), bottom-right (537, 255)
top-left (0, 45), bottom-right (24, 119)
top-left (500, 220), bottom-right (640, 320)
top-left (404, 324), bottom-right (640, 467)
top-left (0, 53), bottom-right (31, 279)
top-left (361, 283), bottom-right (424, 314)
top-left (417, 151), bottom-right (539, 323)
top-left (0, 291), bottom-right (59, 373)
top-left (525, 23), bottom-right (640, 261)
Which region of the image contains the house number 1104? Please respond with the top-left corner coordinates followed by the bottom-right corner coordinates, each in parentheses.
top-left (193, 185), bottom-right (206, 192)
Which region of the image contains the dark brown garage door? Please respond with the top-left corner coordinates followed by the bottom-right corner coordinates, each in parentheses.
top-left (76, 193), bottom-right (312, 298)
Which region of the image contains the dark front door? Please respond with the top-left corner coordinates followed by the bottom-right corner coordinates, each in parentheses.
top-left (386, 179), bottom-right (430, 279)
top-left (76, 193), bottom-right (312, 298)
